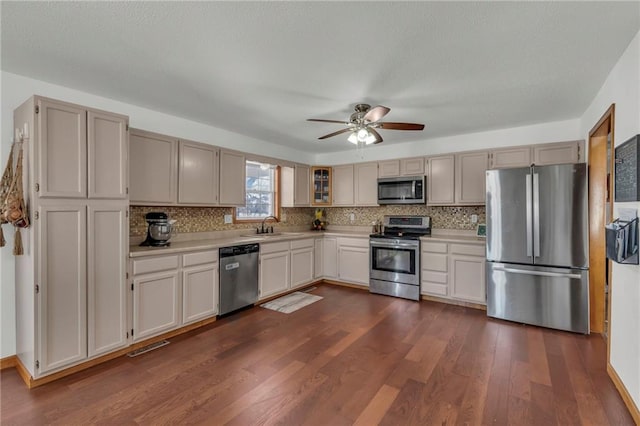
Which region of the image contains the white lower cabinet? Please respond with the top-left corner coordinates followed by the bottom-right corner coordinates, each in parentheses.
top-left (314, 238), bottom-right (323, 278)
top-left (337, 237), bottom-right (369, 286)
top-left (322, 237), bottom-right (338, 279)
top-left (290, 239), bottom-right (314, 289)
top-left (133, 270), bottom-right (180, 342)
top-left (182, 250), bottom-right (219, 324)
top-left (421, 240), bottom-right (486, 304)
top-left (259, 242), bottom-right (291, 299)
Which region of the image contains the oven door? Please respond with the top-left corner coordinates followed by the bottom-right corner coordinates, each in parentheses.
top-left (369, 238), bottom-right (419, 285)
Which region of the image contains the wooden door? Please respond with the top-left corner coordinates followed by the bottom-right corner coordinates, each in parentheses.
top-left (332, 164), bottom-right (354, 206)
top-left (311, 167), bottom-right (332, 206)
top-left (129, 129), bottom-right (178, 204)
top-left (323, 237), bottom-right (338, 279)
top-left (87, 201), bottom-right (128, 357)
top-left (337, 245), bottom-right (369, 285)
top-left (427, 155), bottom-right (455, 205)
top-left (178, 141), bottom-right (219, 204)
top-left (378, 160), bottom-right (400, 177)
top-left (490, 147), bottom-right (531, 169)
top-left (87, 110), bottom-right (128, 199)
top-left (588, 105), bottom-right (614, 335)
top-left (294, 165), bottom-right (310, 206)
top-left (219, 150), bottom-right (246, 206)
top-left (259, 251), bottom-right (290, 298)
top-left (38, 202), bottom-right (87, 373)
top-left (533, 141), bottom-right (580, 165)
top-left (37, 98), bottom-right (87, 198)
top-left (291, 248), bottom-right (314, 288)
top-left (401, 158), bottom-right (425, 175)
top-left (354, 162), bottom-right (378, 206)
top-left (455, 151), bottom-right (489, 204)
top-left (450, 255), bottom-right (486, 303)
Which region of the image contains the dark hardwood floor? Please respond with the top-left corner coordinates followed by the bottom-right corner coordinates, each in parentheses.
top-left (1, 284), bottom-right (634, 425)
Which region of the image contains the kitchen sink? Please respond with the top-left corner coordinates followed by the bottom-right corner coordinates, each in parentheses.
top-left (240, 232), bottom-right (304, 238)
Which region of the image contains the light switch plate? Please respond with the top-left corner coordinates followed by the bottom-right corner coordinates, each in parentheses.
top-left (224, 214), bottom-right (232, 224)
top-left (471, 214), bottom-right (478, 223)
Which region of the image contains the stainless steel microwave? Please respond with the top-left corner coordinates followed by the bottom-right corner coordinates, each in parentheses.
top-left (377, 176), bottom-right (426, 204)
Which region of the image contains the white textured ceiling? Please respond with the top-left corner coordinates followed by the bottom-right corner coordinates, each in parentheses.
top-left (2, 2), bottom-right (639, 153)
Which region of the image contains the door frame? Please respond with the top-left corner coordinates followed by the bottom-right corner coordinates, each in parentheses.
top-left (587, 104), bottom-right (614, 344)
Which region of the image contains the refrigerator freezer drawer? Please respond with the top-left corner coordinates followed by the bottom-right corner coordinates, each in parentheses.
top-left (487, 262), bottom-right (589, 334)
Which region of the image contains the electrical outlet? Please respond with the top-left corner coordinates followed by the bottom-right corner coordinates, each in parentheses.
top-left (471, 214), bottom-right (478, 224)
top-left (349, 213), bottom-right (355, 222)
top-left (224, 214), bottom-right (232, 224)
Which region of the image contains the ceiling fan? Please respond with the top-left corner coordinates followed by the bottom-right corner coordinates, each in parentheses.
top-left (307, 103), bottom-right (425, 145)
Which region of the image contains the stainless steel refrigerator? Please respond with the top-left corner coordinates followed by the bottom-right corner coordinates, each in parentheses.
top-left (486, 163), bottom-right (589, 334)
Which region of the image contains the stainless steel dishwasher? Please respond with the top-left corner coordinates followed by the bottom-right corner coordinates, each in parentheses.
top-left (219, 243), bottom-right (260, 315)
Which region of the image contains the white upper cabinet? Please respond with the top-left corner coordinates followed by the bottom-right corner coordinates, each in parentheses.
top-left (532, 141), bottom-right (581, 165)
top-left (489, 146), bottom-right (531, 169)
top-left (354, 162), bottom-right (379, 206)
top-left (281, 164), bottom-right (310, 207)
top-left (427, 155), bottom-right (455, 205)
top-left (378, 158), bottom-right (425, 177)
top-left (332, 164), bottom-right (354, 206)
top-left (130, 129), bottom-right (178, 205)
top-left (455, 151), bottom-right (489, 204)
top-left (178, 140), bottom-right (219, 205)
top-left (87, 110), bottom-right (128, 199)
top-left (219, 150), bottom-right (246, 206)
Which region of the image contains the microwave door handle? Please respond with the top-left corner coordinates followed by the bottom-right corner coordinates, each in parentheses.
top-left (411, 181), bottom-right (416, 198)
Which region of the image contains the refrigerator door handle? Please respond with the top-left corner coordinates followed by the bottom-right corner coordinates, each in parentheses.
top-left (493, 266), bottom-right (582, 279)
top-left (526, 174), bottom-right (533, 257)
top-left (533, 172), bottom-right (540, 257)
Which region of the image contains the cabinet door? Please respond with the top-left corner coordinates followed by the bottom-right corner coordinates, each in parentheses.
top-left (450, 255), bottom-right (486, 303)
top-left (533, 141), bottom-right (580, 165)
top-left (354, 162), bottom-right (379, 206)
top-left (338, 246), bottom-right (369, 285)
top-left (219, 150), bottom-right (246, 206)
top-left (87, 110), bottom-right (128, 199)
top-left (259, 251), bottom-right (290, 298)
top-left (38, 202), bottom-right (87, 373)
top-left (87, 202), bottom-right (128, 357)
top-left (291, 248), bottom-right (314, 288)
top-left (427, 155), bottom-right (455, 205)
top-left (455, 151), bottom-right (488, 204)
top-left (183, 263), bottom-right (218, 324)
top-left (378, 160), bottom-right (400, 177)
top-left (401, 158), bottom-right (425, 176)
top-left (294, 165), bottom-right (311, 206)
top-left (323, 238), bottom-right (338, 279)
top-left (37, 98), bottom-right (87, 198)
top-left (133, 270), bottom-right (180, 341)
top-left (332, 164), bottom-right (354, 206)
top-left (129, 130), bottom-right (178, 204)
top-left (178, 141), bottom-right (219, 204)
top-left (490, 147), bottom-right (531, 169)
top-left (311, 167), bottom-right (332, 206)
top-left (421, 247), bottom-right (449, 296)
top-left (314, 238), bottom-right (323, 278)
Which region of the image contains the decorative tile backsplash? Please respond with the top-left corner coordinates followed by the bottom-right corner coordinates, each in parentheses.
top-left (130, 205), bottom-right (485, 236)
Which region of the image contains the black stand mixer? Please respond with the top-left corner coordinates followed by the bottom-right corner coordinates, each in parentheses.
top-left (140, 212), bottom-right (174, 247)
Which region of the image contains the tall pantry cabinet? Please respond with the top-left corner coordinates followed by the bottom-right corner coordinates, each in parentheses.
top-left (14, 96), bottom-right (129, 381)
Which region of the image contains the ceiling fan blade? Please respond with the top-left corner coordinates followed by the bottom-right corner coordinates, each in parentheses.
top-left (363, 105), bottom-right (390, 123)
top-left (318, 127), bottom-right (353, 140)
top-left (377, 122), bottom-right (425, 131)
top-left (369, 128), bottom-right (383, 144)
top-left (307, 118), bottom-right (350, 124)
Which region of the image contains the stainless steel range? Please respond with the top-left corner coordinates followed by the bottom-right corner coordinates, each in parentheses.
top-left (369, 215), bottom-right (431, 301)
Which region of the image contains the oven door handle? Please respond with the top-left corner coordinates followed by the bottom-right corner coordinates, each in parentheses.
top-left (370, 240), bottom-right (419, 249)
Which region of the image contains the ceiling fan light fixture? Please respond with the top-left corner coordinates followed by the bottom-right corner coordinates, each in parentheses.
top-left (347, 132), bottom-right (359, 144)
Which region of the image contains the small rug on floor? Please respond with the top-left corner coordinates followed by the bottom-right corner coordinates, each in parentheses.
top-left (260, 291), bottom-right (323, 314)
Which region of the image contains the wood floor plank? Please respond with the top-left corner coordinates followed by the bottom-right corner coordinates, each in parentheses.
top-left (1, 285), bottom-right (634, 425)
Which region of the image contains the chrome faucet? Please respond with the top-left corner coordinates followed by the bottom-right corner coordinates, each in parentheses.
top-left (258, 215), bottom-right (279, 234)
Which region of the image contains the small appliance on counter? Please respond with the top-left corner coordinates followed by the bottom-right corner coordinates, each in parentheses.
top-left (140, 212), bottom-right (174, 247)
top-left (369, 215), bottom-right (431, 301)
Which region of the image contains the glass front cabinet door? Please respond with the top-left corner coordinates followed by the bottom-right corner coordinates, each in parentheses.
top-left (311, 167), bottom-right (332, 206)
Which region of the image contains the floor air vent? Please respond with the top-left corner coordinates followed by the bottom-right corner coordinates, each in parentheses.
top-left (127, 340), bottom-right (170, 357)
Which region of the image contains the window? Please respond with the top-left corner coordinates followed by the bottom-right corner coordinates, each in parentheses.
top-left (235, 161), bottom-right (279, 221)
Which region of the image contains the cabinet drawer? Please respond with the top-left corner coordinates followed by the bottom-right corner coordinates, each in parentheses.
top-left (132, 255), bottom-right (179, 275)
top-left (183, 250), bottom-right (218, 267)
top-left (260, 241), bottom-right (290, 255)
top-left (450, 244), bottom-right (485, 257)
top-left (421, 253), bottom-right (447, 272)
top-left (338, 237), bottom-right (369, 248)
top-left (422, 241), bottom-right (447, 253)
top-left (421, 271), bottom-right (448, 284)
top-left (290, 238), bottom-right (314, 250)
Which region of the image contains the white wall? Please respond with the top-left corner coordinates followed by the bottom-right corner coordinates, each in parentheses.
top-left (314, 118), bottom-right (581, 165)
top-left (580, 29), bottom-right (640, 408)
